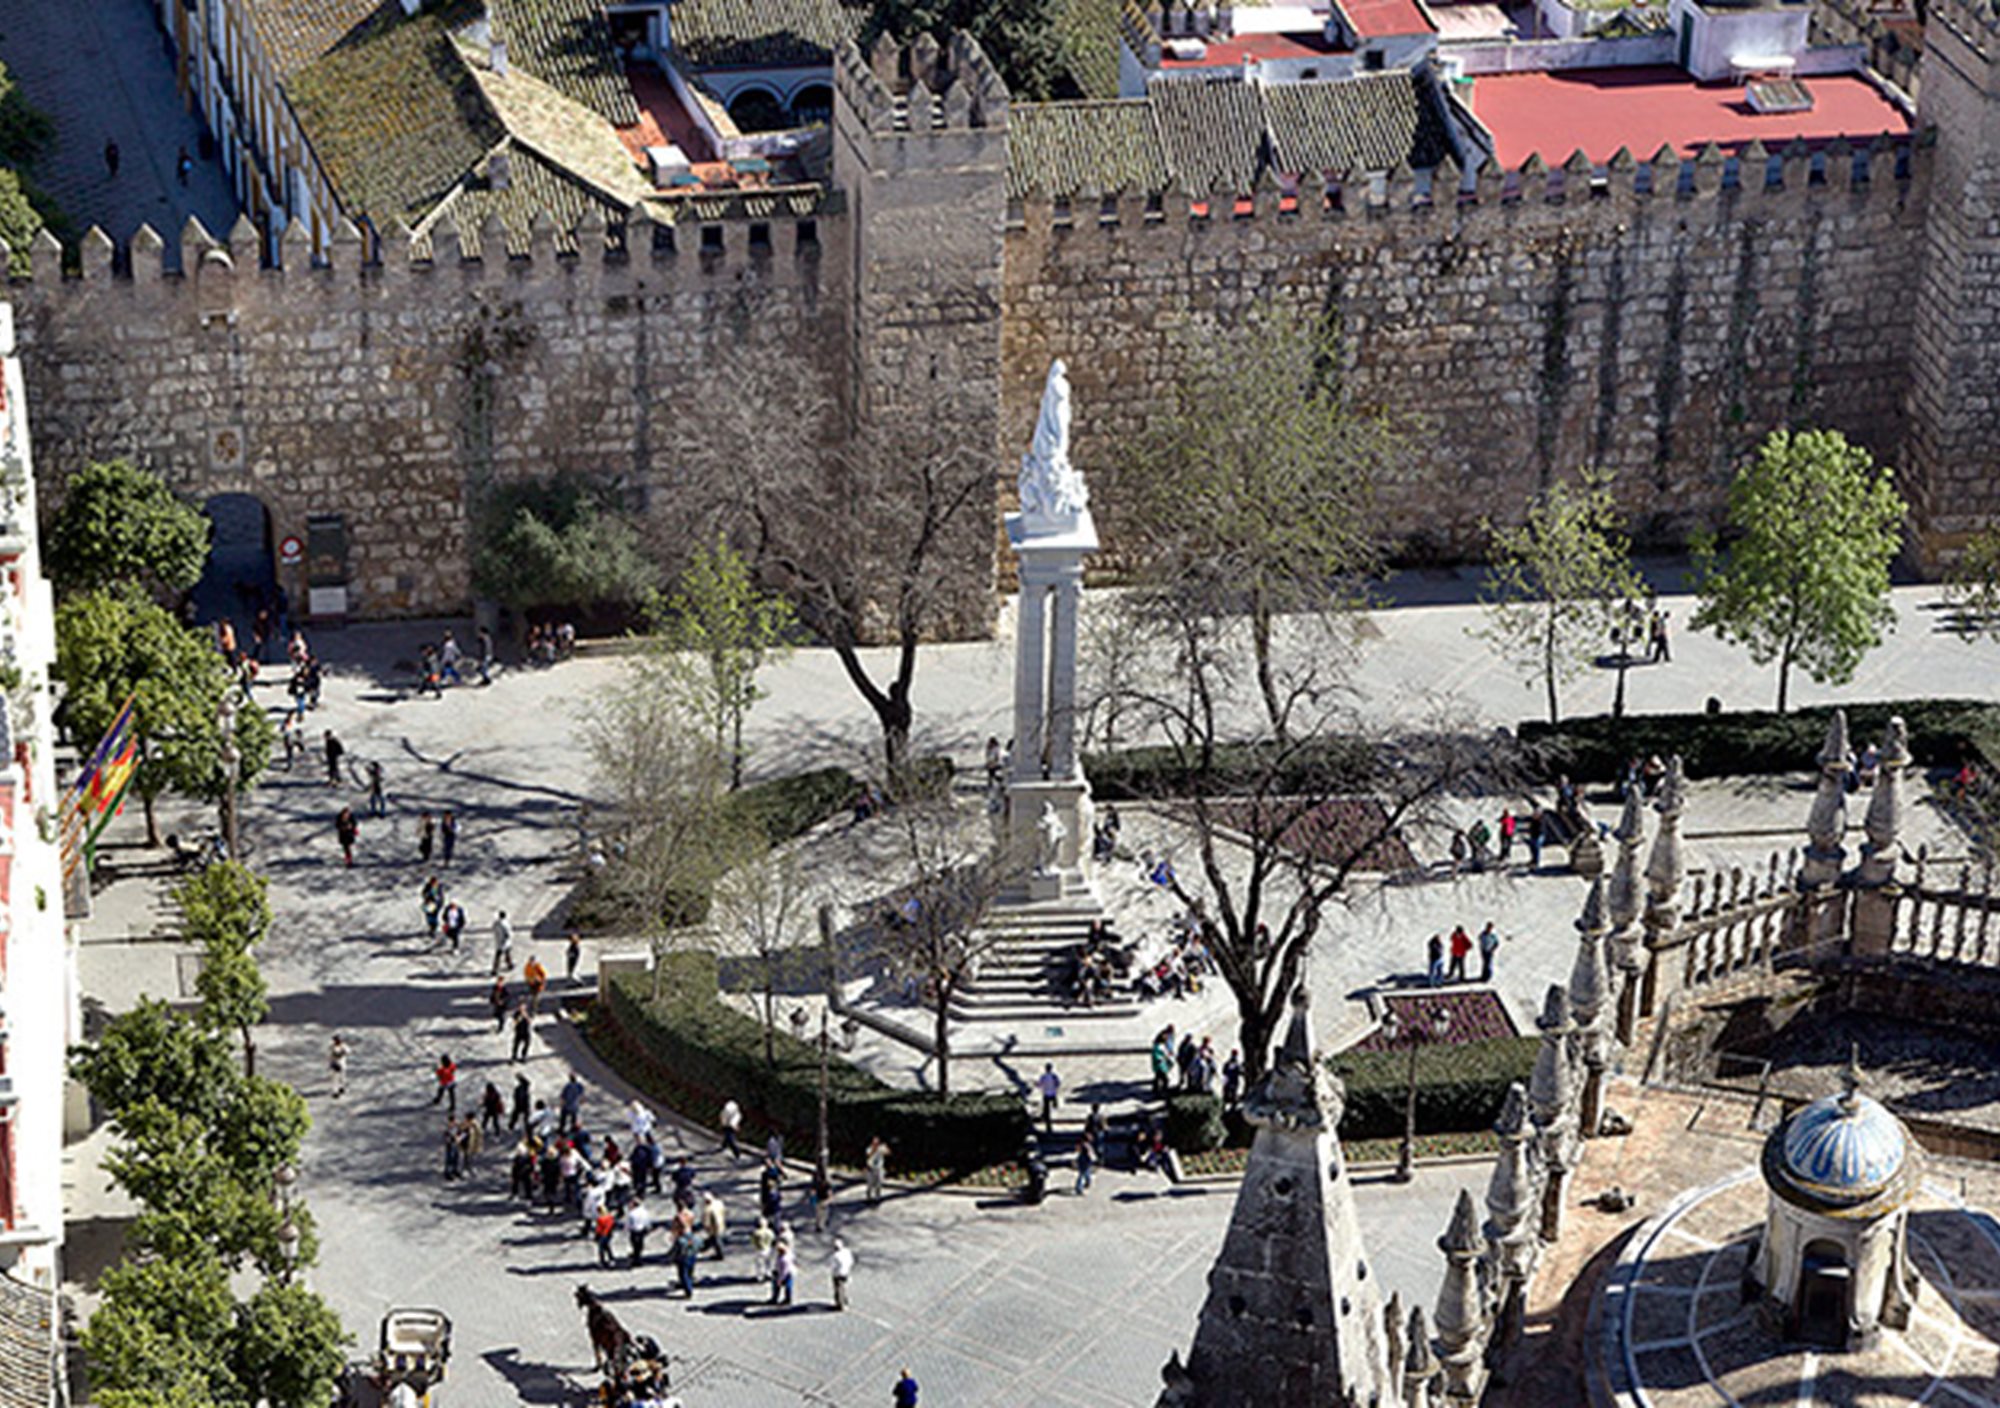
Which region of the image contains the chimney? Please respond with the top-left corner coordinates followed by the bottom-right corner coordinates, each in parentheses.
top-left (491, 38), bottom-right (509, 75)
top-left (489, 149), bottom-right (512, 190)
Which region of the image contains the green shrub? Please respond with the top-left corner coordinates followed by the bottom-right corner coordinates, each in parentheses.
top-left (1165, 1092), bottom-right (1226, 1152)
top-left (1083, 738), bottom-right (1376, 801)
top-left (1517, 700), bottom-right (2000, 785)
top-left (589, 956), bottom-right (1028, 1171)
top-left (1328, 1035), bottom-right (1538, 1141)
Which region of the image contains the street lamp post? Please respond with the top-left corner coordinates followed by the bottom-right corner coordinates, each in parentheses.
top-left (1609, 599), bottom-right (1642, 721)
top-left (217, 687), bottom-right (241, 860)
top-left (1383, 1005), bottom-right (1452, 1183)
top-left (790, 1007), bottom-right (833, 1191)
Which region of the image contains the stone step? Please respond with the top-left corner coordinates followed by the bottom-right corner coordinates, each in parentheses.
top-left (944, 998), bottom-right (1145, 1024)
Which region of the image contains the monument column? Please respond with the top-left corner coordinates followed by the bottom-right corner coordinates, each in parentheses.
top-left (1047, 567), bottom-right (1084, 779)
top-left (1002, 359), bottom-right (1100, 905)
top-left (1012, 576), bottom-right (1048, 781)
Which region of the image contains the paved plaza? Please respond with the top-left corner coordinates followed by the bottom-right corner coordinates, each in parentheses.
top-left (62, 578), bottom-right (1993, 1404)
top-left (0, 0), bottom-right (240, 245)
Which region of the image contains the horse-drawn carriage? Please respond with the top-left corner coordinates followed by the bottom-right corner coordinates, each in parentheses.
top-left (338, 1307), bottom-right (453, 1407)
top-left (576, 1285), bottom-right (676, 1406)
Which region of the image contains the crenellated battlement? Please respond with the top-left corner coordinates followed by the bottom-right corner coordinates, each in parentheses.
top-left (832, 32), bottom-right (1008, 137)
top-left (2, 196), bottom-right (839, 294)
top-left (1003, 134), bottom-right (1925, 237)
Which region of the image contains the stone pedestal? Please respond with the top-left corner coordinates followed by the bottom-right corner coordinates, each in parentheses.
top-left (1004, 776), bottom-right (1096, 903)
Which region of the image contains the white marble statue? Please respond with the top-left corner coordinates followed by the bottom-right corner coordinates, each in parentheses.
top-left (1018, 359), bottom-right (1089, 527)
top-left (1036, 800), bottom-right (1067, 874)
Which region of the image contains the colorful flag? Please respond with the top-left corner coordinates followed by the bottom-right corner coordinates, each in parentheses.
top-left (60, 695), bottom-right (137, 875)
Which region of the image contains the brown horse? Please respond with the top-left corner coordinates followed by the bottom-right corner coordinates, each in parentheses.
top-left (574, 1285), bottom-right (631, 1375)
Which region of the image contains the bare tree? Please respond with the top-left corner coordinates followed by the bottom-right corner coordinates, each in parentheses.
top-left (581, 658), bottom-right (755, 995)
top-left (1121, 310), bottom-right (1398, 741)
top-left (1109, 569), bottom-right (1514, 1083)
top-left (711, 840), bottom-right (817, 1068)
top-left (863, 794), bottom-right (1026, 1096)
top-left (681, 348), bottom-right (997, 788)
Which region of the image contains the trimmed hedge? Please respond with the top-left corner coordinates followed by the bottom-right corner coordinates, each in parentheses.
top-left (1328, 1035), bottom-right (1538, 1141)
top-left (1083, 738), bottom-right (1376, 801)
top-left (1164, 1092), bottom-right (1226, 1152)
top-left (1517, 700), bottom-right (2000, 785)
top-left (588, 953), bottom-right (1028, 1172)
top-left (731, 766), bottom-right (860, 845)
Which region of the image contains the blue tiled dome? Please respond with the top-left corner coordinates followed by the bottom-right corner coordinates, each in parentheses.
top-left (1780, 1091), bottom-right (1908, 1205)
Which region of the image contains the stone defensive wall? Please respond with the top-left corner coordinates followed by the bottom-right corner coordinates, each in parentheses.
top-left (4, 198), bottom-right (844, 617)
top-left (1000, 137), bottom-right (1929, 564)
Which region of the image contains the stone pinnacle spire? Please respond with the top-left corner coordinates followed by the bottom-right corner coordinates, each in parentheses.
top-left (1158, 985), bottom-right (1392, 1407)
top-left (1802, 709), bottom-right (1854, 888)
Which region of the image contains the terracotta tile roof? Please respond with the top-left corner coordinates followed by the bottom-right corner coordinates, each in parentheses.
top-left (287, 1), bottom-right (504, 223)
top-left (241, 0), bottom-right (386, 79)
top-left (1262, 72), bottom-right (1451, 173)
top-left (424, 142), bottom-right (627, 254)
top-left (1008, 73), bottom-right (1452, 196)
top-left (493, 0), bottom-right (639, 124)
top-left (668, 0), bottom-right (866, 69)
top-left (0, 1274), bottom-right (51, 1408)
top-left (1007, 100), bottom-right (1168, 197)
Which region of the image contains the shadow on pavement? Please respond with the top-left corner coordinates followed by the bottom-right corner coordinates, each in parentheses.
top-left (478, 1346), bottom-right (578, 1405)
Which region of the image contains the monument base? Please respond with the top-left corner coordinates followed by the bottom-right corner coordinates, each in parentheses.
top-left (1002, 775), bottom-right (1099, 906)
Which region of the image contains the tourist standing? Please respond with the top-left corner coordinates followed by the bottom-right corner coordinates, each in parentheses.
top-left (419, 811), bottom-right (435, 864)
top-left (769, 1241), bottom-right (795, 1305)
top-left (480, 1081), bottom-right (505, 1136)
top-left (509, 1073), bottom-right (531, 1130)
top-left (441, 900), bottom-right (466, 952)
top-left (1222, 1050), bottom-right (1243, 1107)
top-left (524, 955), bottom-right (548, 1012)
top-left (718, 1097), bottom-right (743, 1161)
top-left (328, 1033), bottom-right (349, 1098)
top-left (421, 875), bottom-right (444, 941)
top-left (1074, 1130), bottom-right (1096, 1196)
top-left (440, 810), bottom-right (459, 866)
top-left (752, 1215), bottom-right (776, 1281)
top-left (625, 1196), bottom-right (653, 1265)
top-left (1447, 925), bottom-right (1472, 983)
top-left (324, 730), bottom-right (345, 786)
top-left (565, 931), bottom-right (581, 984)
top-left (510, 1006), bottom-right (532, 1063)
top-left (431, 1054), bottom-right (458, 1114)
top-left (560, 1071), bottom-right (585, 1134)
top-left (335, 807), bottom-right (359, 867)
top-left (829, 1236), bottom-right (855, 1311)
top-left (491, 910), bottom-right (514, 976)
top-left (865, 1136), bottom-right (889, 1205)
top-left (1478, 921), bottom-right (1501, 983)
top-left (1036, 1062), bottom-right (1062, 1132)
top-left (894, 1369), bottom-right (920, 1408)
top-left (1498, 810), bottom-right (1516, 864)
top-left (1427, 934), bottom-right (1445, 987)
top-left (700, 1190), bottom-right (727, 1259)
top-left (366, 760), bottom-right (386, 817)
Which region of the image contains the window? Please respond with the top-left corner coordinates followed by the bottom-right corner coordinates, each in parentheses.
top-left (748, 222), bottom-right (771, 253)
top-left (1363, 49), bottom-right (1385, 71)
top-left (700, 225), bottom-right (724, 254)
top-left (796, 218), bottom-right (819, 252)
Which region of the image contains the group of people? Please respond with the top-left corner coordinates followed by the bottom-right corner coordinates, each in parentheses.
top-left (1133, 909), bottom-right (1216, 1002)
top-left (524, 619), bottom-right (578, 667)
top-left (1148, 1025), bottom-right (1243, 1106)
top-left (1425, 920), bottom-right (1502, 987)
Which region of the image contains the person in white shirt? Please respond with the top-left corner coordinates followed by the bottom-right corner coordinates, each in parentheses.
top-left (630, 1099), bottom-right (655, 1142)
top-left (625, 1197), bottom-right (654, 1265)
top-left (829, 1236), bottom-right (855, 1311)
top-left (718, 1098), bottom-right (743, 1161)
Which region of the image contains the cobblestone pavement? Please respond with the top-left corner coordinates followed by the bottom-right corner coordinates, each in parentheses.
top-left (0, 0), bottom-right (239, 244)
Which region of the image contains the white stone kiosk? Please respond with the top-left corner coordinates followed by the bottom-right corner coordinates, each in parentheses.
top-left (1005, 360), bottom-right (1099, 904)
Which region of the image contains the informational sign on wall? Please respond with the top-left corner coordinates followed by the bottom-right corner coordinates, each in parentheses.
top-left (305, 513), bottom-right (348, 587)
top-left (278, 534), bottom-right (304, 566)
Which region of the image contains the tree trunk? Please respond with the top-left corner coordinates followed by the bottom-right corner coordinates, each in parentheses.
top-left (762, 980), bottom-right (777, 1068)
top-left (1236, 993), bottom-right (1281, 1086)
top-left (731, 708), bottom-right (747, 791)
top-left (933, 995), bottom-right (952, 1097)
top-left (1251, 596), bottom-right (1287, 742)
top-left (142, 790), bottom-right (160, 847)
top-left (241, 1024), bottom-right (256, 1079)
top-left (880, 694), bottom-right (914, 794)
top-left (1543, 609), bottom-right (1561, 725)
top-left (1776, 649), bottom-right (1792, 714)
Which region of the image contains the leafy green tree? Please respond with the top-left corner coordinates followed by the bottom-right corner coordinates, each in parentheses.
top-left (860, 0), bottom-right (1069, 99)
top-left (54, 586), bottom-right (272, 845)
top-left (1692, 429), bottom-right (1907, 712)
top-left (195, 944), bottom-right (268, 1076)
top-left (70, 999), bottom-right (236, 1126)
top-left (659, 535), bottom-right (794, 788)
top-left (1476, 465), bottom-right (1644, 724)
top-left (1125, 311), bottom-right (1394, 740)
top-left (211, 1075), bottom-right (311, 1189)
top-left (1942, 524), bottom-right (2000, 641)
top-left (109, 1104), bottom-right (314, 1277)
top-left (0, 168), bottom-right (40, 276)
top-left (470, 475), bottom-right (658, 615)
top-left (45, 459), bottom-right (210, 599)
top-left (228, 1283), bottom-right (349, 1408)
top-left (177, 861), bottom-right (272, 950)
top-left (81, 1252), bottom-right (241, 1408)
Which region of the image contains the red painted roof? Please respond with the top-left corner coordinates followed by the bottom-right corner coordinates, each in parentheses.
top-left (1469, 65), bottom-right (1911, 168)
top-left (1159, 31), bottom-right (1343, 68)
top-left (1338, 0), bottom-right (1437, 38)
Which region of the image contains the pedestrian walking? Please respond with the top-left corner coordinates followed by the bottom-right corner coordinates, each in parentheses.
top-left (477, 625), bottom-right (495, 685)
top-left (1651, 609), bottom-right (1671, 663)
top-left (699, 1189), bottom-right (727, 1258)
top-left (491, 910), bottom-right (514, 976)
top-left (594, 1206), bottom-right (618, 1267)
top-left (442, 900), bottom-right (466, 952)
top-left (752, 1215), bottom-right (776, 1281)
top-left (440, 809), bottom-right (459, 866)
top-left (103, 139), bottom-right (119, 177)
top-left (1499, 809), bottom-right (1516, 863)
top-left (510, 1139), bottom-right (536, 1201)
top-left (864, 1135), bottom-right (888, 1205)
top-left (421, 874), bottom-right (444, 941)
top-left (894, 1369), bottom-right (920, 1408)
top-left (718, 1097), bottom-right (743, 1161)
top-left (328, 1033), bottom-right (349, 1098)
top-left (808, 1165), bottom-right (832, 1232)
top-left (1221, 1050), bottom-right (1243, 1108)
top-left (366, 760), bottom-right (386, 817)
top-left (829, 1236), bottom-right (855, 1310)
top-left (565, 930), bottom-right (581, 984)
top-left (442, 1119), bottom-right (463, 1181)
top-left (769, 1242), bottom-right (795, 1305)
top-left (671, 1156), bottom-right (698, 1211)
top-left (1478, 921), bottom-right (1501, 983)
top-left (1035, 1062), bottom-right (1062, 1131)
top-left (335, 806), bottom-right (359, 867)
top-left (489, 975), bottom-right (510, 1032)
top-left (559, 1071), bottom-right (585, 1134)
top-left (419, 811), bottom-right (435, 864)
top-left (431, 1054), bottom-right (458, 1114)
top-left (1448, 925), bottom-right (1471, 983)
top-left (510, 1005), bottom-right (532, 1063)
top-left (524, 955), bottom-right (548, 1012)
top-left (480, 1080), bottom-right (504, 1136)
top-left (439, 631), bottom-right (464, 686)
top-left (1527, 806), bottom-right (1546, 870)
top-left (462, 1110), bottom-right (483, 1170)
top-left (509, 1072), bottom-right (531, 1129)
top-left (324, 730), bottom-right (345, 785)
top-left (1150, 1033), bottom-right (1174, 1097)
top-left (625, 1197), bottom-right (653, 1264)
top-left (1427, 933), bottom-right (1445, 987)
top-left (1074, 1130), bottom-right (1096, 1195)
top-left (675, 1223), bottom-right (701, 1298)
